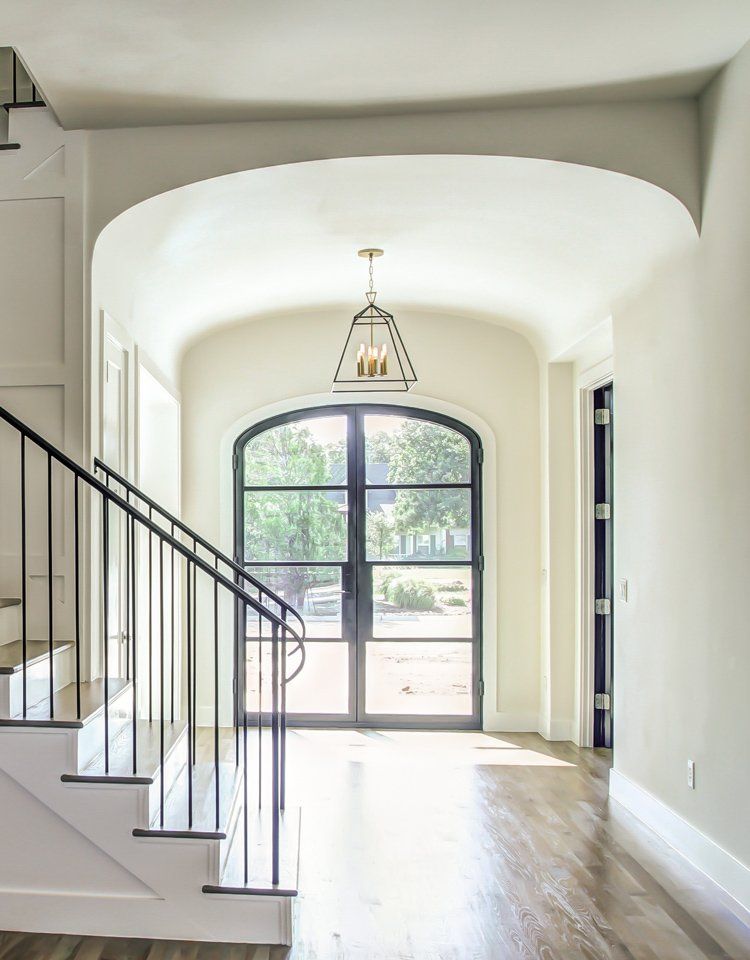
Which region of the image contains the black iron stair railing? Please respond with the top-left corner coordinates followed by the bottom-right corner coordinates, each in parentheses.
top-left (94, 457), bottom-right (307, 809)
top-left (3, 50), bottom-right (45, 111)
top-left (0, 403), bottom-right (303, 890)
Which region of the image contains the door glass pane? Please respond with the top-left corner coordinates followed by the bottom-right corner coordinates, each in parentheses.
top-left (243, 415), bottom-right (347, 486)
top-left (365, 642), bottom-right (472, 715)
top-left (364, 414), bottom-right (470, 484)
top-left (245, 640), bottom-right (349, 714)
top-left (244, 490), bottom-right (348, 562)
top-left (244, 566), bottom-right (342, 639)
top-left (366, 489), bottom-right (470, 561)
top-left (372, 565), bottom-right (472, 638)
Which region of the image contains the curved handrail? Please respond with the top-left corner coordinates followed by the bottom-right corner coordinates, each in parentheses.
top-left (93, 457), bottom-right (307, 654)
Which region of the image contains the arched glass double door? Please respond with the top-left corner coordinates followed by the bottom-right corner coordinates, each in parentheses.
top-left (235, 405), bottom-right (482, 728)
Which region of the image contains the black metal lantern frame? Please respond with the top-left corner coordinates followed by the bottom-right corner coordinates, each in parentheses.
top-left (332, 300), bottom-right (418, 393)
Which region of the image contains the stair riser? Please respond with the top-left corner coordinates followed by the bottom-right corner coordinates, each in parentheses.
top-left (0, 646), bottom-right (74, 717)
top-left (147, 730), bottom-right (188, 824)
top-left (76, 684), bottom-right (133, 770)
top-left (0, 605), bottom-right (19, 645)
top-left (218, 775), bottom-right (245, 881)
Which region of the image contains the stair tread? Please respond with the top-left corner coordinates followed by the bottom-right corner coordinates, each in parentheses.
top-left (0, 598), bottom-right (21, 609)
top-left (218, 805), bottom-right (300, 894)
top-left (0, 639), bottom-right (72, 675)
top-left (148, 761), bottom-right (241, 835)
top-left (79, 717), bottom-right (186, 780)
top-left (10, 677), bottom-right (129, 724)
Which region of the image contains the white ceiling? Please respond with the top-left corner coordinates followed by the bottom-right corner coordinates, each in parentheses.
top-left (93, 155), bottom-right (696, 377)
top-left (4, 1), bottom-right (750, 127)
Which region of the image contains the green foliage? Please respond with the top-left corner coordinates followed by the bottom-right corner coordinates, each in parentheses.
top-left (369, 420), bottom-right (471, 535)
top-left (387, 419), bottom-right (469, 485)
top-left (243, 417), bottom-right (472, 609)
top-left (243, 424), bottom-right (346, 606)
top-left (441, 595), bottom-right (467, 607)
top-left (366, 509), bottom-right (396, 560)
top-left (384, 576), bottom-right (436, 611)
top-left (244, 423), bottom-right (332, 486)
top-left (440, 579), bottom-right (468, 592)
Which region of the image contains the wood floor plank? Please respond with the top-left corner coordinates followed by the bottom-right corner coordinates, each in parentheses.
top-left (1, 732), bottom-right (748, 959)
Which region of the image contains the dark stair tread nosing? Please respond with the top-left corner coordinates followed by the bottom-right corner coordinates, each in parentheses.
top-left (0, 717), bottom-right (83, 728)
top-left (62, 773), bottom-right (153, 785)
top-left (0, 143), bottom-right (21, 151)
top-left (0, 598), bottom-right (21, 609)
top-left (133, 828), bottom-right (226, 840)
top-left (3, 101), bottom-right (45, 111)
top-left (202, 884), bottom-right (298, 898)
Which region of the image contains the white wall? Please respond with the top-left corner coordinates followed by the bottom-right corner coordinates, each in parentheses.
top-left (84, 99), bottom-right (701, 244)
top-left (180, 308), bottom-right (542, 732)
top-left (611, 40), bottom-right (750, 895)
top-left (0, 107), bottom-right (86, 649)
top-left (539, 362), bottom-right (577, 741)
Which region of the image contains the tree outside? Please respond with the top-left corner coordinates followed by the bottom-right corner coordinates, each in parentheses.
top-left (243, 416), bottom-right (472, 615)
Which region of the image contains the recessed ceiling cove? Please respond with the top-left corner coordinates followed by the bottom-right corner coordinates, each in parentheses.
top-left (92, 155), bottom-right (697, 378)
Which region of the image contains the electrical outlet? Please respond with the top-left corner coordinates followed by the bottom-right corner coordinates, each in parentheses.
top-left (687, 759), bottom-right (696, 790)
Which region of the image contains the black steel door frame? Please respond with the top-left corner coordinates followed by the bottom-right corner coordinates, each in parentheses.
top-left (234, 403), bottom-right (483, 729)
top-left (593, 383), bottom-right (614, 748)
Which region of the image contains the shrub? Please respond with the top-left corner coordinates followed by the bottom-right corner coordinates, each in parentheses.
top-left (379, 570), bottom-right (400, 598)
top-left (439, 579), bottom-right (467, 592)
top-left (441, 595), bottom-right (467, 607)
top-left (388, 577), bottom-right (436, 610)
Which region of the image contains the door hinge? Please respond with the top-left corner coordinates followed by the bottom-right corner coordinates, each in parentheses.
top-left (478, 555), bottom-right (485, 572)
top-left (595, 503), bottom-right (611, 520)
top-left (232, 453), bottom-right (239, 471)
top-left (595, 598), bottom-right (611, 615)
top-left (478, 680), bottom-right (485, 697)
top-left (594, 692), bottom-right (611, 711)
top-left (594, 408), bottom-right (611, 425)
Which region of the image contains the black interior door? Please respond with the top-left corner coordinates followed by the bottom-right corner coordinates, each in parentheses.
top-left (593, 383), bottom-right (614, 748)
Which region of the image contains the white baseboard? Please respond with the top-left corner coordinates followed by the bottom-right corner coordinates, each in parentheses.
top-left (609, 769), bottom-right (750, 913)
top-left (482, 712), bottom-right (538, 732)
top-left (537, 717), bottom-right (575, 742)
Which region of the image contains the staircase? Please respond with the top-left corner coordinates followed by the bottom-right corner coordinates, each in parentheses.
top-left (0, 404), bottom-right (305, 945)
top-left (0, 49), bottom-right (45, 151)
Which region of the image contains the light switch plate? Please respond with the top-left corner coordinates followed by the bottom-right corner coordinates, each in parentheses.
top-left (617, 579), bottom-right (628, 602)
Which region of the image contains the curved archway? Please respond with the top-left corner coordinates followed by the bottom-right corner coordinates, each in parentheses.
top-left (91, 153), bottom-right (698, 388)
top-left (234, 403), bottom-right (483, 728)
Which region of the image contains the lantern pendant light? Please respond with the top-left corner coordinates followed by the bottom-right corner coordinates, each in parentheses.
top-left (331, 248), bottom-right (417, 393)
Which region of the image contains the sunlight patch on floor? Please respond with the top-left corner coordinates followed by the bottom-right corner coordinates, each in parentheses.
top-left (290, 729), bottom-right (575, 767)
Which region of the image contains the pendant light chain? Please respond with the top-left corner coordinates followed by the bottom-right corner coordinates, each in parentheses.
top-left (356, 251), bottom-right (388, 378)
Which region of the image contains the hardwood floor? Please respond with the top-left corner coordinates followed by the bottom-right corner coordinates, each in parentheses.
top-left (2, 731), bottom-right (749, 960)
